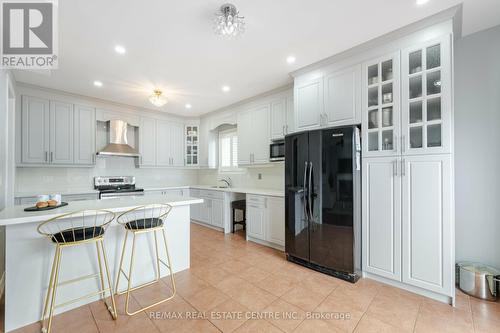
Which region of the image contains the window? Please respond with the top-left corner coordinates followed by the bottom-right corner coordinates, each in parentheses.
top-left (219, 129), bottom-right (238, 171)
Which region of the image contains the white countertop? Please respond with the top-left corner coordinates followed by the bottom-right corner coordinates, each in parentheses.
top-left (14, 185), bottom-right (284, 199)
top-left (190, 185), bottom-right (284, 197)
top-left (0, 194), bottom-right (203, 226)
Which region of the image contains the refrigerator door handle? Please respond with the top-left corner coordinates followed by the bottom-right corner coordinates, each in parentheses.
top-left (303, 161), bottom-right (308, 221)
top-left (308, 161), bottom-right (313, 221)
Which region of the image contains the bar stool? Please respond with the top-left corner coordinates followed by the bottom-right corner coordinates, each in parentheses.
top-left (231, 200), bottom-right (246, 233)
top-left (37, 210), bottom-right (117, 333)
top-left (115, 204), bottom-right (176, 316)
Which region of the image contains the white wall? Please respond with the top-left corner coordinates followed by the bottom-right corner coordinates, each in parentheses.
top-left (198, 164), bottom-right (284, 190)
top-left (0, 69), bottom-right (7, 210)
top-left (455, 25), bottom-right (500, 268)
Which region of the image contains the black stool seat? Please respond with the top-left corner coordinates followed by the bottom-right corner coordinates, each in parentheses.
top-left (51, 226), bottom-right (104, 243)
top-left (125, 218), bottom-right (163, 230)
top-left (231, 200), bottom-right (246, 233)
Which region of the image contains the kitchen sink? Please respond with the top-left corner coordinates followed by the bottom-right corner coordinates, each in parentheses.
top-left (211, 186), bottom-right (229, 189)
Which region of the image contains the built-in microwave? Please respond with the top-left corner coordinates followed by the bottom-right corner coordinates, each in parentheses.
top-left (269, 140), bottom-right (285, 161)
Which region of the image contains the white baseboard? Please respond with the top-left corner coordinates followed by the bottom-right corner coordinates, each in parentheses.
top-left (190, 220), bottom-right (224, 232)
top-left (363, 271), bottom-right (454, 305)
top-left (246, 236), bottom-right (284, 252)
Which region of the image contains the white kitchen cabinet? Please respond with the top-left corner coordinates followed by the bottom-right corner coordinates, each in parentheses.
top-left (270, 92), bottom-right (295, 140)
top-left (211, 199), bottom-right (224, 228)
top-left (247, 202), bottom-right (266, 241)
top-left (237, 104), bottom-right (270, 165)
top-left (73, 105), bottom-right (96, 165)
top-left (21, 96), bottom-right (50, 164)
top-left (362, 52), bottom-right (401, 157)
top-left (270, 97), bottom-right (287, 140)
top-left (362, 157), bottom-right (401, 281)
top-left (267, 196), bottom-right (285, 246)
top-left (185, 125), bottom-right (199, 166)
top-left (49, 101), bottom-right (74, 165)
top-left (156, 120), bottom-right (171, 167)
top-left (140, 117), bottom-right (157, 166)
top-left (324, 65), bottom-right (361, 127)
top-left (402, 154), bottom-right (452, 295)
top-left (401, 36), bottom-right (452, 155)
top-left (294, 77), bottom-right (323, 131)
top-left (170, 122), bottom-right (185, 167)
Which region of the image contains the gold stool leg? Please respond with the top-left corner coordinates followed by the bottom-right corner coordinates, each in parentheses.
top-left (124, 232), bottom-right (137, 316)
top-left (115, 230), bottom-right (128, 295)
top-left (41, 245), bottom-right (58, 324)
top-left (162, 229), bottom-right (177, 295)
top-left (99, 239), bottom-right (117, 319)
top-left (45, 245), bottom-right (62, 333)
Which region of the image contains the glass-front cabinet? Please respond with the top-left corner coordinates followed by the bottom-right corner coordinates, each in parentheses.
top-left (362, 52), bottom-right (400, 157)
top-left (401, 36), bottom-right (451, 155)
top-left (185, 125), bottom-right (199, 166)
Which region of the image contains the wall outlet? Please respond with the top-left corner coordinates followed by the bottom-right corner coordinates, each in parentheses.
top-left (258, 173), bottom-right (262, 180)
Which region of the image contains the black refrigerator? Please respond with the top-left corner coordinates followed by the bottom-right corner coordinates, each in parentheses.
top-left (285, 125), bottom-right (361, 283)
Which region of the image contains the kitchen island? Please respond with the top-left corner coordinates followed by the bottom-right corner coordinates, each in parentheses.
top-left (0, 194), bottom-right (203, 332)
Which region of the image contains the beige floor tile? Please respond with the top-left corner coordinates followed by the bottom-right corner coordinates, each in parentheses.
top-left (237, 265), bottom-right (271, 283)
top-left (314, 293), bottom-right (365, 332)
top-left (89, 295), bottom-right (160, 333)
top-left (233, 319), bottom-right (283, 333)
top-left (208, 298), bottom-right (250, 333)
top-left (255, 274), bottom-right (296, 297)
top-left (455, 292), bottom-right (471, 312)
top-left (414, 299), bottom-right (474, 333)
top-left (184, 286), bottom-right (230, 312)
top-left (170, 272), bottom-right (210, 299)
top-left (51, 305), bottom-right (99, 333)
top-left (473, 315), bottom-right (500, 333)
top-left (281, 285), bottom-right (327, 312)
top-left (223, 259), bottom-right (251, 274)
top-left (300, 271), bottom-right (340, 296)
top-left (365, 293), bottom-right (420, 332)
top-left (294, 319), bottom-right (345, 333)
top-left (216, 275), bottom-right (249, 295)
top-left (127, 280), bottom-right (175, 311)
top-left (471, 297), bottom-right (500, 320)
top-left (354, 314), bottom-right (407, 333)
top-left (228, 283), bottom-right (278, 311)
top-left (263, 298), bottom-right (305, 332)
top-left (325, 284), bottom-right (378, 312)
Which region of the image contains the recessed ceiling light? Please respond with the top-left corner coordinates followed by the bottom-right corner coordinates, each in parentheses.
top-left (286, 56), bottom-right (296, 64)
top-left (93, 80), bottom-right (103, 87)
top-left (185, 103), bottom-right (192, 109)
top-left (114, 45), bottom-right (126, 54)
top-left (222, 85), bottom-right (231, 92)
top-left (416, 0), bottom-right (429, 5)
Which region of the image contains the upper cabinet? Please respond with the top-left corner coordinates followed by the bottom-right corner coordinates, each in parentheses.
top-left (324, 65), bottom-right (361, 127)
top-left (401, 36), bottom-right (451, 155)
top-left (294, 77), bottom-right (323, 131)
top-left (140, 118), bottom-right (185, 168)
top-left (237, 103), bottom-right (270, 165)
top-left (362, 52), bottom-right (401, 157)
top-left (185, 125), bottom-right (199, 167)
top-left (270, 91), bottom-right (294, 140)
top-left (73, 105), bottom-right (96, 165)
top-left (294, 65), bottom-right (361, 132)
top-left (20, 96), bottom-right (95, 166)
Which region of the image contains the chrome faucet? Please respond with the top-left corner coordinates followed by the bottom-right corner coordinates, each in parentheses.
top-left (218, 177), bottom-right (232, 188)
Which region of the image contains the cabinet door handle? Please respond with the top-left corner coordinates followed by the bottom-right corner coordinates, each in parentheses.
top-left (50, 152), bottom-right (53, 163)
top-left (401, 159), bottom-right (406, 176)
top-left (394, 135), bottom-right (398, 152)
top-left (45, 151), bottom-right (48, 162)
top-left (401, 135), bottom-right (406, 153)
top-left (393, 160), bottom-right (398, 176)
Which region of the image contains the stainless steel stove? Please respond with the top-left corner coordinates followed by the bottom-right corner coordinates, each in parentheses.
top-left (94, 176), bottom-right (144, 199)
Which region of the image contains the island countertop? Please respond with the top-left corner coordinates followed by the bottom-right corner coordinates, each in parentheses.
top-left (0, 194), bottom-right (203, 226)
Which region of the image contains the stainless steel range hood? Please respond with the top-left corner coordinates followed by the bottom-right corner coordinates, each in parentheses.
top-left (96, 120), bottom-right (140, 157)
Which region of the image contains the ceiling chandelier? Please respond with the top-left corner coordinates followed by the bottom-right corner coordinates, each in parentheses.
top-left (149, 89), bottom-right (167, 107)
top-left (214, 3), bottom-right (245, 38)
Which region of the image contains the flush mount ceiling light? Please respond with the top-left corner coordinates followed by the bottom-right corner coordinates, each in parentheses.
top-left (93, 80), bottom-right (103, 87)
top-left (221, 85), bottom-right (231, 92)
top-left (185, 103), bottom-right (192, 109)
top-left (114, 45), bottom-right (126, 54)
top-left (286, 56), bottom-right (296, 64)
top-left (214, 3), bottom-right (245, 38)
top-left (149, 89), bottom-right (167, 107)
top-left (416, 0), bottom-right (430, 5)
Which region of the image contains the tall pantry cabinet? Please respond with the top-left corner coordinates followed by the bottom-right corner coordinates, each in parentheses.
top-left (362, 35), bottom-right (454, 301)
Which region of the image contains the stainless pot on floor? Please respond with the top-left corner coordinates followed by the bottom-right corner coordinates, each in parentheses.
top-left (456, 262), bottom-right (500, 301)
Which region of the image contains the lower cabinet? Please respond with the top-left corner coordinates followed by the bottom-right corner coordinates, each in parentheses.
top-left (362, 154), bottom-right (453, 298)
top-left (246, 195), bottom-right (285, 248)
top-left (189, 189), bottom-right (226, 230)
